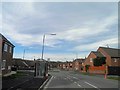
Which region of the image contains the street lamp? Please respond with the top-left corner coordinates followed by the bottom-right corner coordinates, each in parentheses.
top-left (41, 33), bottom-right (56, 60)
top-left (35, 33), bottom-right (56, 77)
top-left (23, 49), bottom-right (28, 60)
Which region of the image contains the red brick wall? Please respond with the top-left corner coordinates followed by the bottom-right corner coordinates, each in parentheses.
top-left (111, 58), bottom-right (120, 66)
top-left (84, 52), bottom-right (97, 66)
top-left (89, 65), bottom-right (106, 74)
top-left (97, 48), bottom-right (112, 66)
top-left (73, 61), bottom-right (80, 71)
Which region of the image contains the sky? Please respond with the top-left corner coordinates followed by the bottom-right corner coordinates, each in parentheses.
top-left (0, 1), bottom-right (118, 62)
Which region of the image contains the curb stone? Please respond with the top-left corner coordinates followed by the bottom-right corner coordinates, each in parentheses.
top-left (38, 76), bottom-right (52, 90)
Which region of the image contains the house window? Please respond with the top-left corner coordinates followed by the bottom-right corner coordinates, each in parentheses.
top-left (114, 58), bottom-right (117, 62)
top-left (90, 58), bottom-right (93, 62)
top-left (9, 46), bottom-right (12, 53)
top-left (4, 43), bottom-right (8, 52)
top-left (1, 60), bottom-right (6, 70)
top-left (8, 66), bottom-right (11, 70)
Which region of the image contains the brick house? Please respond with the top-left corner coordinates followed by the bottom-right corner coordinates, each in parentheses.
top-left (58, 61), bottom-right (73, 70)
top-left (97, 47), bottom-right (120, 66)
top-left (83, 51), bottom-right (104, 66)
top-left (66, 61), bottom-right (73, 70)
top-left (0, 34), bottom-right (15, 75)
top-left (73, 58), bottom-right (85, 71)
top-left (12, 58), bottom-right (35, 70)
top-left (83, 47), bottom-right (120, 75)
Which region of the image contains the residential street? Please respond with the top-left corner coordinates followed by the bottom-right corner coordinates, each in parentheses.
top-left (44, 69), bottom-right (119, 90)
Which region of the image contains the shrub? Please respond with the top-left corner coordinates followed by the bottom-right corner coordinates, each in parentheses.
top-left (93, 57), bottom-right (106, 66)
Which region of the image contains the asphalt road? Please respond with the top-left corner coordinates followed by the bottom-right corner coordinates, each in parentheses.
top-left (44, 69), bottom-right (119, 90)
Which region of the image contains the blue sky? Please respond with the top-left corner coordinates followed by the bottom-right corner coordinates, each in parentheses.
top-left (0, 2), bottom-right (118, 61)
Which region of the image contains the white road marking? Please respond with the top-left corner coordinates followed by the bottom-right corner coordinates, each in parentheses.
top-left (43, 76), bottom-right (54, 89)
top-left (73, 77), bottom-right (78, 79)
top-left (77, 84), bottom-right (82, 87)
top-left (74, 82), bottom-right (77, 83)
top-left (67, 77), bottom-right (70, 79)
top-left (84, 81), bottom-right (98, 88)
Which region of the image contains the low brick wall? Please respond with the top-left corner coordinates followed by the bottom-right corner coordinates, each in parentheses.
top-left (88, 66), bottom-right (106, 74)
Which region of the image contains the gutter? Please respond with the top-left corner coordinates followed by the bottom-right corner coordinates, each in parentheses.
top-left (38, 75), bottom-right (52, 90)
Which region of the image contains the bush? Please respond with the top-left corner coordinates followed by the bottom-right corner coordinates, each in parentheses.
top-left (93, 57), bottom-right (106, 66)
top-left (85, 65), bottom-right (90, 72)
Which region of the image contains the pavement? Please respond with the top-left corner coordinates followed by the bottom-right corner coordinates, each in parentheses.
top-left (43, 69), bottom-right (119, 90)
top-left (2, 70), bottom-right (47, 90)
top-left (3, 71), bottom-right (16, 77)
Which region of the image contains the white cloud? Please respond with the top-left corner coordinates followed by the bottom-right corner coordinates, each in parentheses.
top-left (54, 15), bottom-right (118, 42)
top-left (73, 38), bottom-right (118, 51)
top-left (2, 12), bottom-right (118, 48)
top-left (1, 2), bottom-right (118, 61)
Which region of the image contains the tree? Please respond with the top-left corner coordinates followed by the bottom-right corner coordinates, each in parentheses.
top-left (85, 65), bottom-right (90, 72)
top-left (93, 57), bottom-right (106, 66)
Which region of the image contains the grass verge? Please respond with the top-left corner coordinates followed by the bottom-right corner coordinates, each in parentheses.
top-left (3, 71), bottom-right (28, 79)
top-left (81, 72), bottom-right (96, 76)
top-left (107, 76), bottom-right (120, 81)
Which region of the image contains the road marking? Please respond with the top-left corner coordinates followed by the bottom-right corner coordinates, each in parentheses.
top-left (73, 77), bottom-right (78, 79)
top-left (74, 82), bottom-right (77, 83)
top-left (84, 81), bottom-right (98, 88)
top-left (43, 76), bottom-right (54, 89)
top-left (67, 77), bottom-right (70, 79)
top-left (77, 84), bottom-right (82, 87)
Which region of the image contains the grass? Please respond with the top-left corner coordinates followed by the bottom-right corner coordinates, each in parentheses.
top-left (107, 76), bottom-right (120, 81)
top-left (72, 71), bottom-right (95, 76)
top-left (81, 72), bottom-right (96, 76)
top-left (3, 71), bottom-right (28, 79)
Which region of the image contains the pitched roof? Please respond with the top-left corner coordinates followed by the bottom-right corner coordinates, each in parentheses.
top-left (99, 47), bottom-right (120, 58)
top-left (74, 58), bottom-right (85, 63)
top-left (12, 58), bottom-right (35, 67)
top-left (0, 33), bottom-right (15, 47)
top-left (91, 51), bottom-right (104, 57)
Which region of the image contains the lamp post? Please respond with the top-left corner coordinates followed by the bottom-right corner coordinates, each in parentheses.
top-left (23, 49), bottom-right (28, 60)
top-left (35, 33), bottom-right (56, 77)
top-left (41, 33), bottom-right (56, 60)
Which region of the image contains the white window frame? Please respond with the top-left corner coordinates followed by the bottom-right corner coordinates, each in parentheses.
top-left (4, 43), bottom-right (8, 52)
top-left (90, 58), bottom-right (93, 62)
top-left (114, 58), bottom-right (117, 62)
top-left (8, 66), bottom-right (11, 70)
top-left (1, 60), bottom-right (6, 70)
